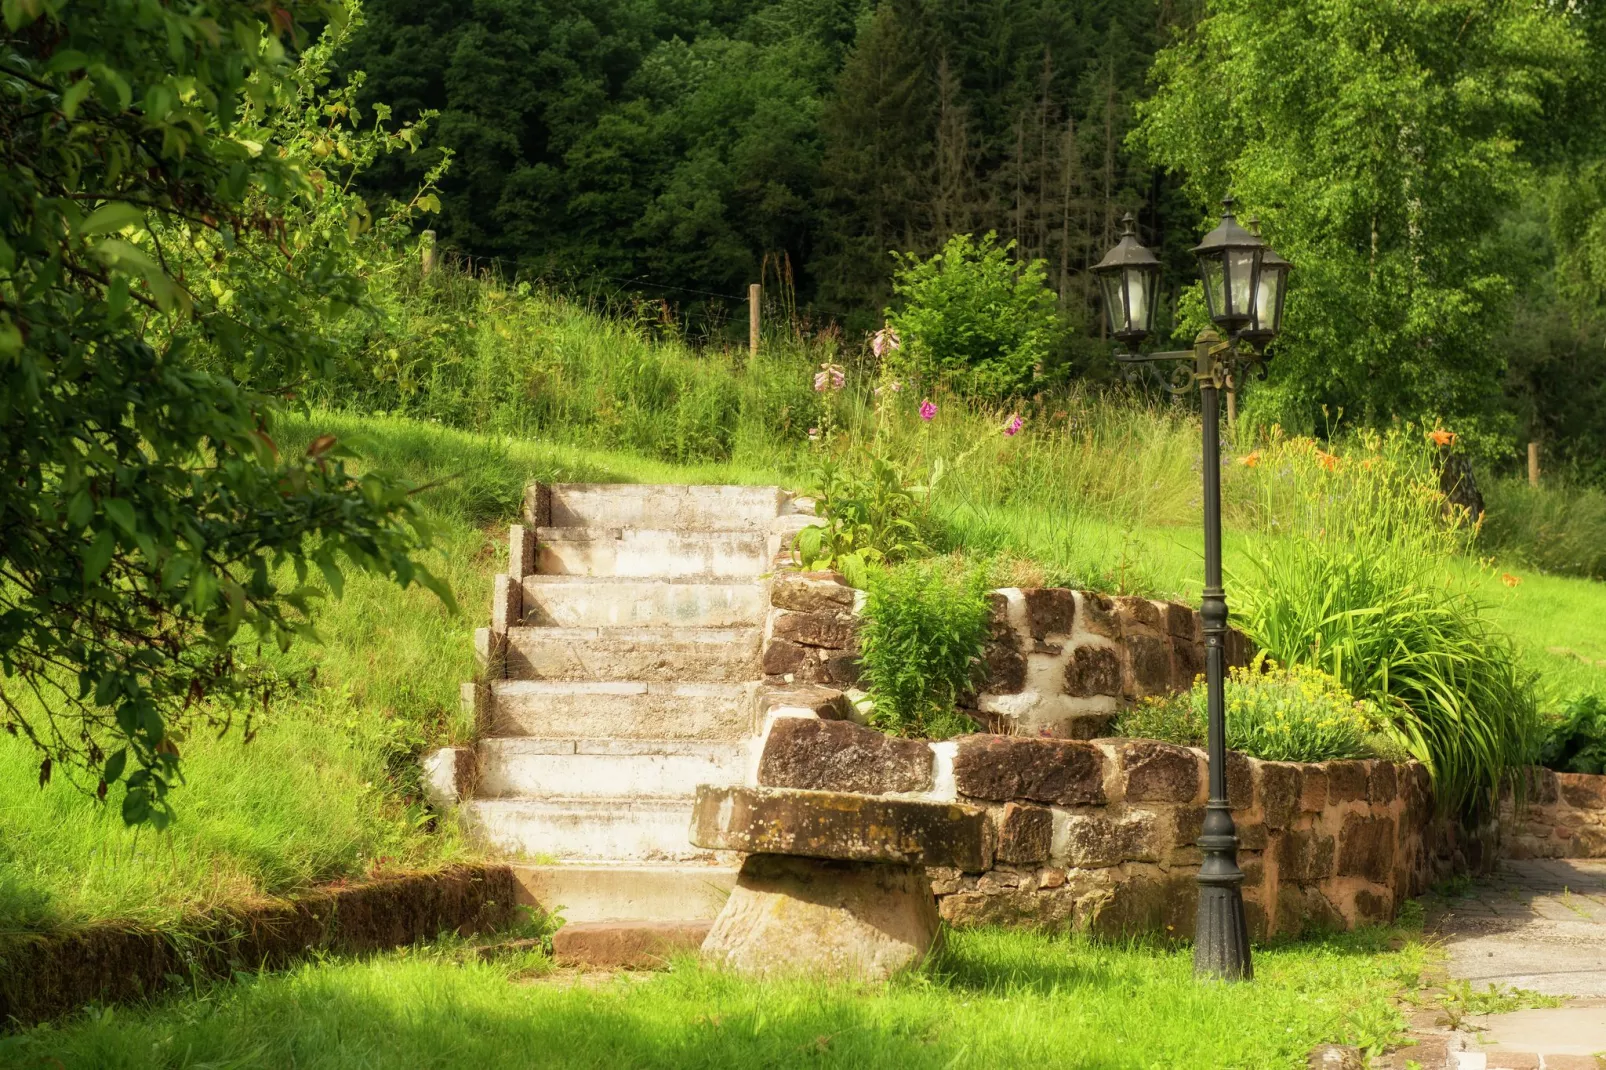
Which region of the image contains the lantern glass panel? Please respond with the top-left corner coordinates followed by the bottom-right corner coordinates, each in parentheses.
top-left (1125, 266), bottom-right (1153, 334)
top-left (1200, 253), bottom-right (1226, 323)
top-left (1100, 272), bottom-right (1127, 333)
top-left (1254, 263), bottom-right (1285, 335)
top-left (1228, 248), bottom-right (1257, 319)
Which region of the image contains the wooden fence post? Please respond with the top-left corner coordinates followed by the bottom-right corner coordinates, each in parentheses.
top-left (749, 283), bottom-right (761, 358)
top-left (421, 230), bottom-right (437, 277)
top-left (1528, 440), bottom-right (1541, 488)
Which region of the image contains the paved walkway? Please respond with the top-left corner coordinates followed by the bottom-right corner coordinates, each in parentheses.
top-left (1379, 859), bottom-right (1606, 1069)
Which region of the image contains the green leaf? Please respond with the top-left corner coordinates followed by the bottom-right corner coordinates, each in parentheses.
top-left (61, 77), bottom-right (92, 119)
top-left (0, 319), bottom-right (20, 360)
top-left (315, 554), bottom-right (344, 599)
top-left (78, 202), bottom-right (146, 238)
top-left (83, 529), bottom-right (116, 583)
top-left (103, 498), bottom-right (136, 534)
top-left (103, 748), bottom-right (128, 786)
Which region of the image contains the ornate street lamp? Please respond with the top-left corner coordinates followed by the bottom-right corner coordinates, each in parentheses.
top-left (1093, 197), bottom-right (1294, 982)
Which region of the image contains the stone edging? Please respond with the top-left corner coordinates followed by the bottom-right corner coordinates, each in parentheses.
top-left (0, 864), bottom-right (519, 1028)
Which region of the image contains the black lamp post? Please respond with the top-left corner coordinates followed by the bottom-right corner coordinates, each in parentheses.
top-left (1092, 199), bottom-right (1293, 982)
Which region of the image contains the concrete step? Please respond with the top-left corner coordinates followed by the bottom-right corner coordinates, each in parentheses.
top-left (491, 680), bottom-right (753, 740)
top-left (463, 797), bottom-right (711, 862)
top-left (535, 527), bottom-right (769, 579)
top-left (477, 738), bottom-right (752, 799)
top-left (551, 920), bottom-right (712, 968)
top-left (549, 483), bottom-right (784, 532)
top-left (504, 625), bottom-right (761, 682)
top-left (520, 577), bottom-right (767, 629)
top-left (512, 863), bottom-right (737, 923)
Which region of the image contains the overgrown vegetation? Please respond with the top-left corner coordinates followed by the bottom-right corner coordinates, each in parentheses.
top-left (1536, 693), bottom-right (1606, 775)
top-left (858, 559), bottom-right (992, 740)
top-left (1113, 656), bottom-right (1394, 764)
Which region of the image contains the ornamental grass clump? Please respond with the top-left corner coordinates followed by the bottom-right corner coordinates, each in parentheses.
top-left (1232, 426), bottom-right (1540, 814)
top-left (1114, 656), bottom-right (1385, 763)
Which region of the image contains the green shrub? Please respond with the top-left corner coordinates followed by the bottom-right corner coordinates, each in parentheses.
top-left (1233, 429), bottom-right (1540, 814)
top-left (859, 559), bottom-right (992, 739)
top-left (885, 233), bottom-right (1066, 398)
top-left (794, 452), bottom-right (932, 587)
top-left (1537, 693), bottom-right (1606, 774)
top-left (1113, 657), bottom-right (1385, 763)
top-left (1479, 477), bottom-right (1606, 580)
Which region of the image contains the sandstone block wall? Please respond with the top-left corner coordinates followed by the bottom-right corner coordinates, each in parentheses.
top-left (760, 569), bottom-right (1254, 739)
top-left (754, 713), bottom-right (1444, 938)
top-left (1501, 768), bottom-right (1606, 859)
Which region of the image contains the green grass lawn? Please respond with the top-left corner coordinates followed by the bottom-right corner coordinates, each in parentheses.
top-left (2, 927), bottom-right (1426, 1069)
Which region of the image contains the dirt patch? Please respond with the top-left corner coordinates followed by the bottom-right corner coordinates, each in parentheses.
top-left (0, 864), bottom-right (519, 1029)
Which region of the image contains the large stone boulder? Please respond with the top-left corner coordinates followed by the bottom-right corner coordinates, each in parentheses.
top-left (700, 854), bottom-right (940, 980)
top-left (689, 785), bottom-right (993, 872)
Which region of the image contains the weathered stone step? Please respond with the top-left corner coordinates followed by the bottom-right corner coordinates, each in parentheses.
top-left (504, 626), bottom-right (762, 682)
top-left (520, 577), bottom-right (767, 629)
top-left (512, 863), bottom-right (738, 923)
top-left (463, 797), bottom-right (712, 862)
top-left (535, 527), bottom-right (769, 579)
top-left (547, 483), bottom-right (785, 532)
top-left (551, 920), bottom-right (712, 968)
top-left (491, 680), bottom-right (753, 740)
top-left (477, 738), bottom-right (752, 799)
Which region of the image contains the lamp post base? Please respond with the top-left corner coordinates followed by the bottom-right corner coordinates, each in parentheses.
top-left (1194, 882), bottom-right (1253, 981)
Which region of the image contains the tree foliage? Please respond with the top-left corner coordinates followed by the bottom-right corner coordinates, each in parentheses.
top-left (0, 0), bottom-right (448, 824)
top-left (1135, 0), bottom-right (1584, 442)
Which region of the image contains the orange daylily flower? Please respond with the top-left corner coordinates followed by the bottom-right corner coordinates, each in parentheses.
top-left (1429, 428), bottom-right (1457, 447)
top-left (1239, 450), bottom-right (1261, 468)
top-left (1316, 450), bottom-right (1339, 471)
top-left (1501, 573), bottom-right (1522, 588)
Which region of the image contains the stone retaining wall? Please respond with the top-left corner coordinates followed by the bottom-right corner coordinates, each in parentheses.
top-left (1500, 768), bottom-right (1606, 859)
top-left (753, 713), bottom-right (1450, 938)
top-left (760, 570), bottom-right (1255, 739)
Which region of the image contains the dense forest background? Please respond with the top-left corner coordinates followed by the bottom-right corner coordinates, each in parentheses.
top-left (337, 0), bottom-right (1606, 478)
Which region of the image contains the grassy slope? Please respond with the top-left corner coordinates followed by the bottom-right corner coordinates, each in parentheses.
top-left (8, 928), bottom-right (1423, 1069)
top-left (3, 407), bottom-right (1601, 932)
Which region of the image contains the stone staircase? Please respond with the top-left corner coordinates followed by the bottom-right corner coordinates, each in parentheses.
top-left (458, 483), bottom-right (817, 931)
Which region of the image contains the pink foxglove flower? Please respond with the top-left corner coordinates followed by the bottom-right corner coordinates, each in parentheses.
top-left (870, 326), bottom-right (901, 360)
top-left (919, 399), bottom-right (937, 422)
top-left (1003, 414), bottom-right (1023, 436)
top-left (814, 363), bottom-right (845, 392)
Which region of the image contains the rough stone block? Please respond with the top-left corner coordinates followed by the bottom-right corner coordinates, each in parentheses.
top-left (1022, 588), bottom-right (1076, 639)
top-left (1227, 750), bottom-right (1254, 811)
top-left (701, 854), bottom-right (939, 980)
top-left (821, 654), bottom-right (863, 688)
top-left (1175, 804), bottom-right (1204, 845)
top-left (1060, 812), bottom-right (1166, 867)
top-left (939, 884), bottom-right (1082, 932)
top-left (690, 785), bottom-right (993, 871)
top-left (1258, 762), bottom-right (1303, 829)
top-left (772, 573), bottom-right (857, 614)
top-left (1089, 870), bottom-right (1197, 940)
top-left (1120, 740), bottom-right (1201, 803)
top-left (772, 610), bottom-right (855, 649)
top-left (1337, 814), bottom-right (1396, 883)
top-left (1351, 887), bottom-right (1391, 924)
top-left (1236, 822), bottom-right (1268, 851)
top-left (1299, 765), bottom-right (1329, 812)
top-left (996, 803), bottom-right (1054, 865)
top-left (1368, 761), bottom-right (1398, 805)
top-left (1223, 628), bottom-right (1255, 669)
top-left (1325, 760), bottom-right (1369, 804)
top-left (1115, 595), bottom-right (1164, 636)
top-left (1163, 602), bottom-right (1196, 640)
top-left (1558, 772), bottom-right (1605, 809)
top-left (1080, 591), bottom-right (1120, 639)
top-left (1124, 634), bottom-right (1173, 697)
top-left (1171, 636), bottom-right (1206, 689)
top-left (762, 637), bottom-right (810, 676)
top-left (1308, 1045), bottom-right (1365, 1070)
top-left (981, 638), bottom-right (1027, 694)
top-left (758, 685), bottom-right (850, 721)
top-left (1274, 828), bottom-right (1336, 882)
top-left (952, 735), bottom-right (1106, 806)
top-left (1064, 644), bottom-right (1121, 697)
top-left (421, 746), bottom-right (475, 811)
top-left (758, 718), bottom-right (934, 796)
